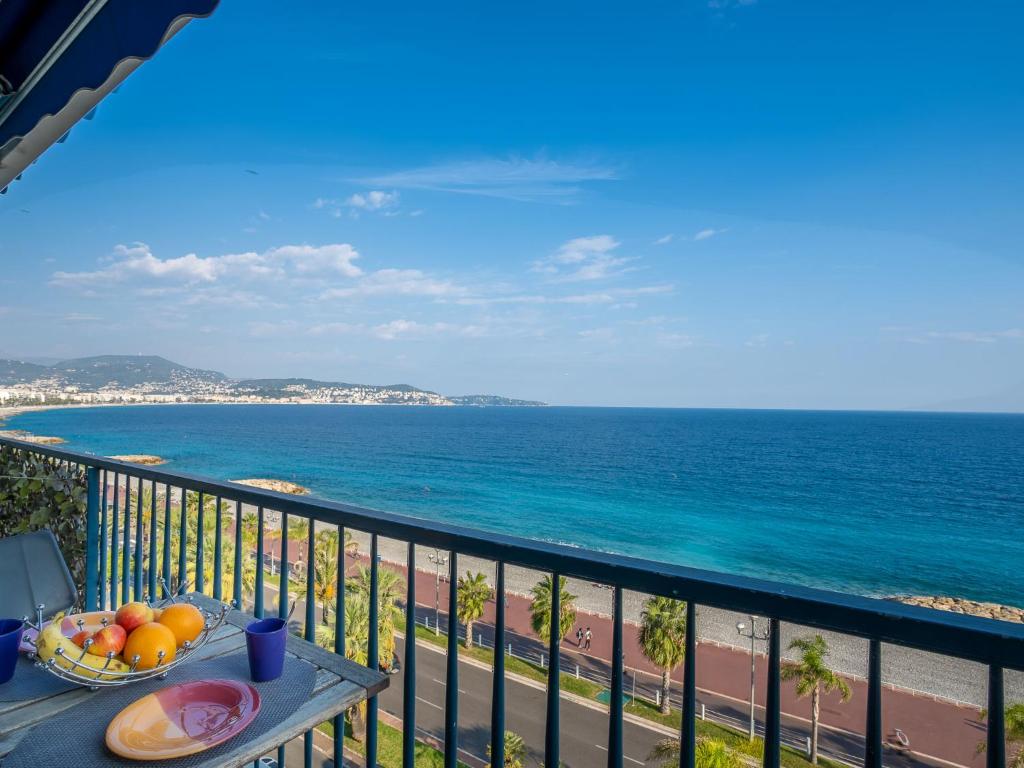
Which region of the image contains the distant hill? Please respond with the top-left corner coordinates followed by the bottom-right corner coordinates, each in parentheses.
top-left (234, 378), bottom-right (430, 395)
top-left (0, 355), bottom-right (544, 406)
top-left (0, 359), bottom-right (50, 384)
top-left (49, 355), bottom-right (225, 389)
top-left (449, 394), bottom-right (547, 407)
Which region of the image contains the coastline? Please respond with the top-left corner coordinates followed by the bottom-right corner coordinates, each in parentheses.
top-left (3, 401), bottom-right (1022, 704)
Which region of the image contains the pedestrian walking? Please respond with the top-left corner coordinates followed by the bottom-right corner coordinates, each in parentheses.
top-left (584, 626), bottom-right (592, 650)
top-left (576, 627), bottom-right (583, 647)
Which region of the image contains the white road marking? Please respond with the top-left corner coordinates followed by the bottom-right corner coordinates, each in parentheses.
top-left (428, 677), bottom-right (466, 694)
top-left (416, 695), bottom-right (442, 710)
top-left (594, 743), bottom-right (642, 764)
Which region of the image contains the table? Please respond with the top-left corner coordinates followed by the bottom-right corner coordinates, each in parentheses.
top-left (0, 593), bottom-right (389, 767)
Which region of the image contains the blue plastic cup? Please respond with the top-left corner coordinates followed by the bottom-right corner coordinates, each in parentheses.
top-left (0, 619), bottom-right (25, 686)
top-left (245, 617), bottom-right (287, 682)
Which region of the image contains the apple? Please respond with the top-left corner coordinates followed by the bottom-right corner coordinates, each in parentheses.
top-left (87, 624), bottom-right (127, 657)
top-left (70, 630), bottom-right (91, 649)
top-left (115, 602), bottom-right (154, 634)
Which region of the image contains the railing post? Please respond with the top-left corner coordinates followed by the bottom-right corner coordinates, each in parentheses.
top-left (109, 472), bottom-right (119, 608)
top-left (545, 572), bottom-right (561, 768)
top-left (680, 600), bottom-right (696, 768)
top-left (444, 551), bottom-right (459, 767)
top-left (195, 491), bottom-right (205, 594)
top-left (254, 506), bottom-right (264, 618)
top-left (490, 561), bottom-right (506, 768)
top-left (333, 524), bottom-right (346, 768)
top-left (177, 488), bottom-right (188, 595)
top-left (98, 469), bottom-right (108, 610)
top-left (865, 639), bottom-right (882, 768)
top-left (148, 480), bottom-right (158, 599)
top-left (404, 541), bottom-right (417, 768)
top-left (84, 466), bottom-right (99, 611)
top-left (303, 522), bottom-right (316, 768)
top-left (278, 513), bottom-right (289, 622)
top-left (134, 476), bottom-right (143, 600)
top-left (162, 484), bottom-right (172, 596)
top-left (763, 618), bottom-right (781, 768)
top-left (988, 665), bottom-right (1005, 768)
top-left (367, 533), bottom-right (380, 768)
top-left (213, 496), bottom-right (223, 601)
top-left (232, 500), bottom-right (243, 608)
top-left (121, 477), bottom-right (131, 603)
top-left (607, 585), bottom-right (623, 768)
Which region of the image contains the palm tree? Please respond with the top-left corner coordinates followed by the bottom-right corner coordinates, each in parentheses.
top-left (529, 575), bottom-right (577, 644)
top-left (312, 530), bottom-right (339, 623)
top-left (487, 730), bottom-right (527, 768)
top-left (647, 736), bottom-right (742, 768)
top-left (456, 571), bottom-right (492, 648)
top-left (315, 595), bottom-right (371, 742)
top-left (638, 596), bottom-right (688, 714)
top-left (781, 635), bottom-right (852, 765)
top-left (346, 564), bottom-right (405, 668)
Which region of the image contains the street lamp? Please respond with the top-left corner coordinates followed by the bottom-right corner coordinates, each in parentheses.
top-left (427, 549), bottom-right (449, 636)
top-left (736, 615), bottom-right (770, 741)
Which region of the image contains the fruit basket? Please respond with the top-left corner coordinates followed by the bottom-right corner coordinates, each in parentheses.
top-left (22, 580), bottom-right (231, 690)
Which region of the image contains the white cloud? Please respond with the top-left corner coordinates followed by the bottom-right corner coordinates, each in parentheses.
top-left (52, 242), bottom-right (363, 290)
top-left (914, 329), bottom-right (1024, 344)
top-left (320, 268), bottom-right (465, 300)
top-left (533, 235), bottom-right (635, 282)
top-left (372, 319), bottom-right (486, 340)
top-left (454, 284), bottom-right (673, 307)
top-left (63, 313), bottom-right (101, 323)
top-left (745, 333), bottom-right (770, 348)
top-left (346, 190), bottom-right (399, 211)
top-left (654, 234), bottom-right (674, 245)
top-left (658, 332), bottom-right (696, 349)
top-left (693, 228), bottom-right (727, 241)
top-left (306, 322), bottom-right (364, 336)
top-left (578, 327), bottom-right (617, 342)
top-left (357, 156), bottom-right (617, 203)
top-left (553, 235), bottom-right (619, 264)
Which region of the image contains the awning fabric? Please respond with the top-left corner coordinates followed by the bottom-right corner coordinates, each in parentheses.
top-left (0, 0), bottom-right (220, 192)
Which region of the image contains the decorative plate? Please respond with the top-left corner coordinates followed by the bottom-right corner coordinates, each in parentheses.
top-left (105, 679), bottom-right (261, 760)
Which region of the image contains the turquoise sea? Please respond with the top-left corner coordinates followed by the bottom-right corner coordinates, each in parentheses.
top-left (6, 405), bottom-right (1023, 604)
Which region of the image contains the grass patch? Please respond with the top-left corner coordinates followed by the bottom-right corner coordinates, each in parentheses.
top-left (317, 717), bottom-right (469, 768)
top-left (625, 698), bottom-right (845, 768)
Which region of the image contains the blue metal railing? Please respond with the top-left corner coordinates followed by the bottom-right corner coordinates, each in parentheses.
top-left (1, 435), bottom-right (1023, 768)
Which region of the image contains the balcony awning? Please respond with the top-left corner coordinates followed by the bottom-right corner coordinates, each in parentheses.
top-left (0, 0), bottom-right (220, 192)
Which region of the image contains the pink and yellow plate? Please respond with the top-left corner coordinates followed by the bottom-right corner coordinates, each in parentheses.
top-left (105, 679), bottom-right (261, 760)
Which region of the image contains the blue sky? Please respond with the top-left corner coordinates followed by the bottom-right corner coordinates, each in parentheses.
top-left (1, 0), bottom-right (1022, 408)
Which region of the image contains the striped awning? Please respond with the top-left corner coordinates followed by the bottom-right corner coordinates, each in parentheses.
top-left (0, 0), bottom-right (220, 193)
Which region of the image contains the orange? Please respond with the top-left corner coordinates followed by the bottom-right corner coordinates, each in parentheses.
top-left (157, 603), bottom-right (205, 647)
top-left (123, 622), bottom-right (177, 670)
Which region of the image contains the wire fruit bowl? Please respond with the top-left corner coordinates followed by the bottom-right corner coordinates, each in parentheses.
top-left (22, 579), bottom-right (231, 690)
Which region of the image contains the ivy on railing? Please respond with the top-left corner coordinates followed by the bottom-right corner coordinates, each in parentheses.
top-left (0, 445), bottom-right (88, 599)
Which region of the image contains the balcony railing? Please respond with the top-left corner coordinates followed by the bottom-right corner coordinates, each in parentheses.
top-left (1, 434), bottom-right (1022, 768)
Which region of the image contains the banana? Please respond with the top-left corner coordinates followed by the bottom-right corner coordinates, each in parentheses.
top-left (34, 615), bottom-right (131, 680)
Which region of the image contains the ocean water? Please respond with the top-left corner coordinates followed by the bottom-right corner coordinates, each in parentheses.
top-left (6, 405), bottom-right (1023, 604)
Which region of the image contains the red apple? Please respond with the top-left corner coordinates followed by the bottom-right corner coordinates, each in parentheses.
top-left (115, 602), bottom-right (154, 634)
top-left (70, 630), bottom-right (91, 648)
top-left (87, 624), bottom-right (127, 657)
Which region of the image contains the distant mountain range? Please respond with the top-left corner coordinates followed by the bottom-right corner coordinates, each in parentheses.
top-left (0, 355), bottom-right (545, 407)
